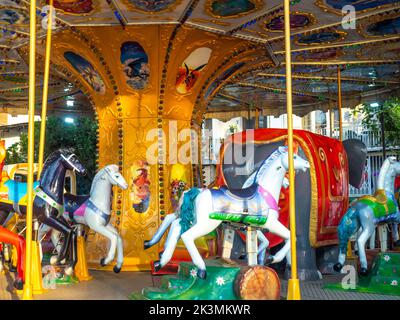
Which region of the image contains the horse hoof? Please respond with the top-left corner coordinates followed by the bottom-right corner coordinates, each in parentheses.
top-left (238, 254), bottom-right (246, 260)
top-left (158, 251), bottom-right (164, 259)
top-left (264, 256), bottom-right (274, 266)
top-left (65, 266), bottom-right (73, 276)
top-left (197, 269), bottom-right (207, 280)
top-left (153, 260), bottom-right (162, 272)
top-left (100, 258), bottom-right (107, 267)
top-left (394, 240), bottom-right (400, 248)
top-left (359, 268), bottom-right (368, 277)
top-left (60, 259), bottom-right (66, 265)
top-left (113, 265), bottom-right (121, 274)
top-left (354, 250), bottom-right (359, 256)
top-left (50, 255), bottom-right (58, 265)
top-left (333, 263), bottom-right (343, 272)
top-left (144, 240), bottom-right (152, 250)
top-left (13, 278), bottom-right (23, 291)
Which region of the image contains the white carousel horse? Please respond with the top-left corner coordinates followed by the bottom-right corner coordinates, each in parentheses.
top-left (334, 157), bottom-right (400, 276)
top-left (144, 146), bottom-right (310, 278)
top-left (39, 164), bottom-right (128, 273)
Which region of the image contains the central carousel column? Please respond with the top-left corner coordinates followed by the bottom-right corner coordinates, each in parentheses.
top-left (49, 23), bottom-right (253, 270)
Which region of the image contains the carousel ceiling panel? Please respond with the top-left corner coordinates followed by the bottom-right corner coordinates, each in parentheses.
top-left (114, 0), bottom-right (192, 24)
top-left (186, 0), bottom-right (282, 35)
top-left (36, 0), bottom-right (118, 26)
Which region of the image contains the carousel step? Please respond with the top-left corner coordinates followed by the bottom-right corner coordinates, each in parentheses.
top-left (130, 259), bottom-right (281, 300)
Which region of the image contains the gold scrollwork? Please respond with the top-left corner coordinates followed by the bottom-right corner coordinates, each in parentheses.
top-left (318, 147), bottom-right (345, 202)
top-left (205, 0), bottom-right (263, 19)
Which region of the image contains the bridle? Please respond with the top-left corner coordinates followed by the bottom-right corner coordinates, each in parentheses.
top-left (61, 153), bottom-right (80, 173)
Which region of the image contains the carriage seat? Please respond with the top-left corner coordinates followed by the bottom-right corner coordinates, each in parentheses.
top-left (64, 193), bottom-right (89, 214)
top-left (220, 184), bottom-right (258, 200)
top-left (3, 180), bottom-right (40, 203)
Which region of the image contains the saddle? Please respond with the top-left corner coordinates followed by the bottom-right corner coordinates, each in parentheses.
top-left (360, 189), bottom-right (388, 205)
top-left (64, 193), bottom-right (89, 222)
top-left (220, 184), bottom-right (258, 200)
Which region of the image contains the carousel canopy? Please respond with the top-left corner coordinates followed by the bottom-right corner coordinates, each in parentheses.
top-left (1, 0), bottom-right (399, 119)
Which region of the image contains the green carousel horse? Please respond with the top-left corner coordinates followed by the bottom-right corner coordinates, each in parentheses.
top-left (334, 156), bottom-right (400, 276)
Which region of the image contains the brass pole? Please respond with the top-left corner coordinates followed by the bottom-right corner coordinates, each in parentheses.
top-left (284, 0), bottom-right (301, 300)
top-left (22, 0), bottom-right (37, 300)
top-left (38, 0), bottom-right (54, 178)
top-left (337, 66), bottom-right (343, 141)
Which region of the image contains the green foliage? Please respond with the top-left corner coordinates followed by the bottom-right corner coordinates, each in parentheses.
top-left (356, 97), bottom-right (400, 148)
top-left (5, 116), bottom-right (98, 194)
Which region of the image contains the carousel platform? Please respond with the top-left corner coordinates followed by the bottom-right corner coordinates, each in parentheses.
top-left (1, 269), bottom-right (400, 300)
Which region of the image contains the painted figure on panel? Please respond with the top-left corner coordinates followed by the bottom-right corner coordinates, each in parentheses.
top-left (130, 160), bottom-right (151, 213)
top-left (120, 41), bottom-right (150, 90)
top-left (64, 51), bottom-right (106, 94)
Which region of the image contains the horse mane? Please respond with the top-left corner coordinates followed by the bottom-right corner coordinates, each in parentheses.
top-left (90, 165), bottom-right (118, 195)
top-left (90, 166), bottom-right (106, 195)
top-left (253, 147), bottom-right (286, 184)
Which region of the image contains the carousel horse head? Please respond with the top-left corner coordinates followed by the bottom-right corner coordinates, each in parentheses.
top-left (278, 146), bottom-right (310, 172)
top-left (42, 148), bottom-right (87, 177)
top-left (103, 164), bottom-right (129, 190)
top-left (255, 146), bottom-right (309, 180)
top-left (59, 149), bottom-right (87, 175)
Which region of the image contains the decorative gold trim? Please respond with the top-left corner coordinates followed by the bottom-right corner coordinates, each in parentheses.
top-left (315, 0), bottom-right (400, 16)
top-left (205, 0), bottom-right (263, 19)
top-left (358, 11), bottom-right (400, 39)
top-left (261, 11), bottom-right (317, 33)
top-left (121, 0), bottom-right (183, 15)
top-left (190, 18), bottom-right (232, 26)
top-left (295, 30), bottom-right (347, 46)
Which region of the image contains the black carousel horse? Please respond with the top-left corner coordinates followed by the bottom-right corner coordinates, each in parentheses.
top-left (0, 148), bottom-right (87, 276)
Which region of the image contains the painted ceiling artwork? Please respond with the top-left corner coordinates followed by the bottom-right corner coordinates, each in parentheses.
top-left (0, 0), bottom-right (399, 118)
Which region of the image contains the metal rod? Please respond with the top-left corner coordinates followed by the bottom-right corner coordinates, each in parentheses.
top-left (284, 0), bottom-right (300, 300)
top-left (22, 0), bottom-right (37, 301)
top-left (337, 66), bottom-right (343, 141)
top-left (288, 60), bottom-right (400, 65)
top-left (257, 73), bottom-right (400, 84)
top-left (38, 0), bottom-right (54, 178)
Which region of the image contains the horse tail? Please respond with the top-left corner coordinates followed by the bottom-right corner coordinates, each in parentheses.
top-left (179, 188), bottom-right (201, 234)
top-left (337, 205), bottom-right (360, 255)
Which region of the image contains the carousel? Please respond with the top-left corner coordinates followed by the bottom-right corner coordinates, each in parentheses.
top-left (0, 0), bottom-right (400, 300)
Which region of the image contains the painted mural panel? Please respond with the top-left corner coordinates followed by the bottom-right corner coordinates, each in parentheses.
top-left (208, 0), bottom-right (260, 18)
top-left (125, 0), bottom-right (178, 12)
top-left (120, 41), bottom-right (150, 91)
top-left (176, 47), bottom-right (212, 94)
top-left (366, 17), bottom-right (400, 36)
top-left (51, 0), bottom-right (94, 14)
top-left (264, 13), bottom-right (315, 32)
top-left (64, 51), bottom-right (106, 94)
top-left (129, 160), bottom-right (151, 214)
